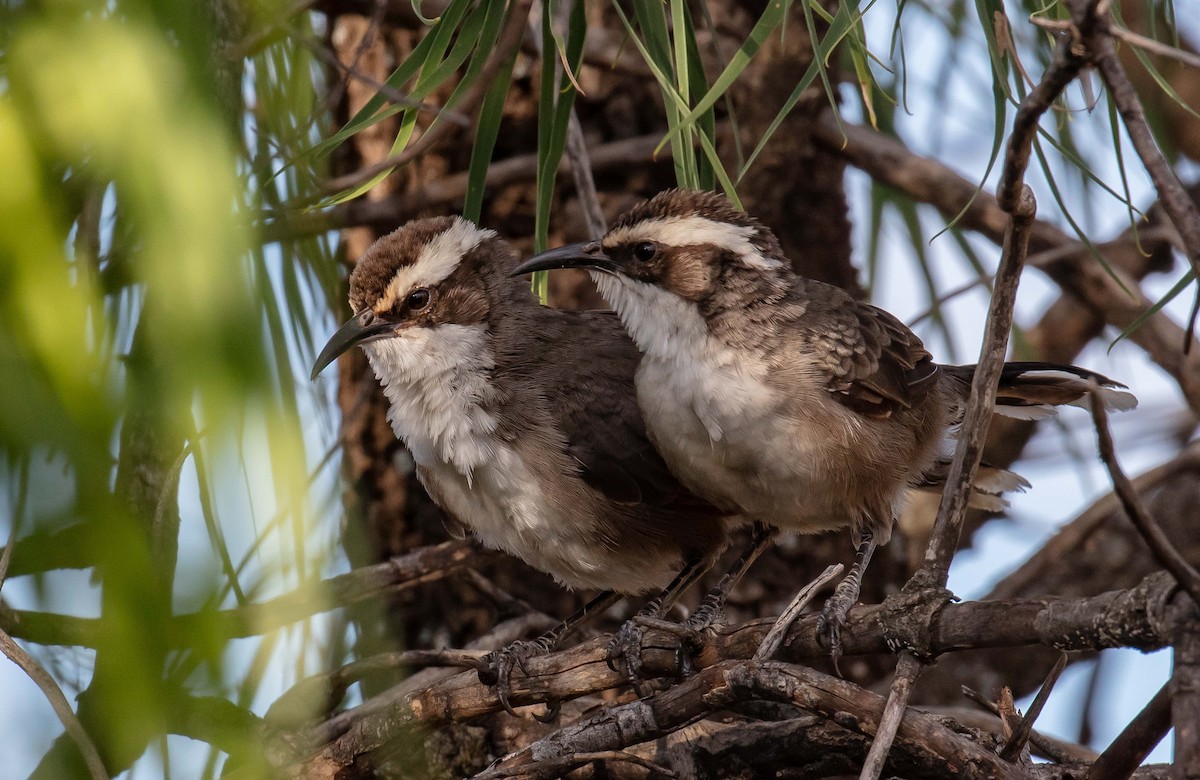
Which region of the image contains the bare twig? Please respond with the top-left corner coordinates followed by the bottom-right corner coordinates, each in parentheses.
top-left (1000, 651), bottom-right (1069, 761)
top-left (915, 183), bottom-right (1036, 584)
top-left (1109, 24), bottom-right (1200, 69)
top-left (754, 563), bottom-right (841, 661)
top-left (1090, 391), bottom-right (1200, 606)
top-left (299, 612), bottom-right (555, 753)
top-left (860, 652), bottom-right (923, 780)
top-left (0, 630), bottom-right (109, 780)
top-left (948, 696), bottom-right (1100, 763)
top-left (1084, 682), bottom-right (1172, 780)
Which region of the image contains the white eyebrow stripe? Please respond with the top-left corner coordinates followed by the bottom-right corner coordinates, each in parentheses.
top-left (603, 215), bottom-right (782, 270)
top-left (375, 218), bottom-right (495, 312)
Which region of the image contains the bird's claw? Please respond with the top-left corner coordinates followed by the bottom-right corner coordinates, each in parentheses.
top-left (817, 595), bottom-right (851, 676)
top-left (605, 620), bottom-right (646, 681)
top-left (479, 637), bottom-right (555, 717)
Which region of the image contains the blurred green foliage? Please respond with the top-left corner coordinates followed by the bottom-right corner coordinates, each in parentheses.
top-left (1, 0), bottom-right (326, 775)
top-left (0, 0), bottom-right (1193, 775)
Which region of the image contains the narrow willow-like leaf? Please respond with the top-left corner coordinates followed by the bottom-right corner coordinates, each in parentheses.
top-left (1126, 41), bottom-right (1200, 124)
top-left (1032, 139), bottom-right (1135, 299)
top-left (799, 0), bottom-right (844, 135)
top-left (1106, 92), bottom-right (1147, 257)
top-left (896, 200), bottom-right (956, 359)
top-left (617, 1), bottom-right (695, 187)
top-left (463, 44), bottom-right (517, 222)
top-left (532, 0), bottom-right (587, 300)
top-left (1034, 124), bottom-right (1145, 218)
top-left (653, 0), bottom-right (790, 157)
top-left (972, 0), bottom-right (1015, 106)
top-left (737, 0), bottom-right (861, 181)
top-left (864, 181), bottom-right (888, 293)
top-left (411, 0), bottom-right (440, 25)
top-left (325, 0), bottom-right (506, 205)
top-left (928, 40), bottom-right (1007, 241)
top-left (310, 0), bottom-right (473, 160)
top-left (679, 1), bottom-right (716, 189)
top-left (1112, 268), bottom-right (1195, 349)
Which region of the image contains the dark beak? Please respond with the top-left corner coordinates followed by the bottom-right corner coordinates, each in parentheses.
top-left (310, 309), bottom-right (391, 380)
top-left (510, 241), bottom-right (618, 276)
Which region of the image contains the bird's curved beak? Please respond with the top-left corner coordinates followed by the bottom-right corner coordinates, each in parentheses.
top-left (310, 308), bottom-right (392, 380)
top-left (510, 241), bottom-right (618, 277)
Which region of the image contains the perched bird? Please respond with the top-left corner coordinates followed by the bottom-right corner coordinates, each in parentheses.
top-left (311, 216), bottom-right (728, 709)
top-left (513, 189), bottom-right (1137, 659)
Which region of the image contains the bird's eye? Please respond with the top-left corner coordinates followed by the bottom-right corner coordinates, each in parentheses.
top-left (406, 288), bottom-right (431, 311)
top-left (633, 241), bottom-right (658, 262)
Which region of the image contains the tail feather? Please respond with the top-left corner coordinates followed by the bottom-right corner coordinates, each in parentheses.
top-left (948, 361), bottom-right (1138, 419)
top-left (914, 461), bottom-right (1029, 512)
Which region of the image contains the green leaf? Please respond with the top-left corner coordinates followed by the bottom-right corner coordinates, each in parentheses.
top-left (1112, 268), bottom-right (1195, 349)
top-left (463, 45), bottom-right (517, 223)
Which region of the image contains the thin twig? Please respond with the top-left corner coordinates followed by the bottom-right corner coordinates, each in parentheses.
top-left (915, 183), bottom-right (1036, 585)
top-left (1083, 681), bottom-right (1172, 780)
top-left (1089, 18), bottom-right (1200, 347)
top-left (754, 563), bottom-right (841, 661)
top-left (915, 8), bottom-right (1093, 584)
top-left (1090, 388), bottom-right (1200, 605)
top-left (1109, 24), bottom-right (1200, 70)
top-left (860, 652), bottom-right (923, 780)
top-left (950, 694), bottom-right (1100, 763)
top-left (0, 630), bottom-right (110, 780)
top-left (566, 112), bottom-right (607, 239)
top-left (1000, 651), bottom-right (1069, 761)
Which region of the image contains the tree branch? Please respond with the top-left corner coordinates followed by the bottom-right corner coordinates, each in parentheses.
top-left (0, 541), bottom-right (485, 647)
top-left (475, 660), bottom-right (1027, 780)
top-left (812, 117), bottom-right (1200, 413)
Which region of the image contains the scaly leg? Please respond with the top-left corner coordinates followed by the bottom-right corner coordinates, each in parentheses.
top-left (682, 523), bottom-right (775, 633)
top-left (606, 556), bottom-right (714, 679)
top-left (480, 589), bottom-right (622, 718)
top-left (817, 530), bottom-right (877, 672)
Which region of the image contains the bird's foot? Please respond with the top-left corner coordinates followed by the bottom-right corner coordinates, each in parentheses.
top-left (479, 637), bottom-right (556, 718)
top-left (605, 619), bottom-right (647, 681)
top-left (816, 586), bottom-right (855, 675)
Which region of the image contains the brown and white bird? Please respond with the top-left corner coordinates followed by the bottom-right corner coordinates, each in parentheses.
top-left (310, 216), bottom-right (728, 707)
top-left (514, 189), bottom-right (1136, 658)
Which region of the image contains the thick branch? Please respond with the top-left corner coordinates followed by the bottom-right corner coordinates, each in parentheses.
top-left (477, 660), bottom-right (1026, 780)
top-left (290, 573), bottom-right (1180, 777)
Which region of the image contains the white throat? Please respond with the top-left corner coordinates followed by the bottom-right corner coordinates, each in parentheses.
top-left (362, 324), bottom-right (500, 480)
top-left (589, 271), bottom-right (771, 444)
top-left (589, 272), bottom-right (710, 360)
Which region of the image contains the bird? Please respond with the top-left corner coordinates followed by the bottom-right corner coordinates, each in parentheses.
top-left (512, 188), bottom-right (1137, 661)
top-left (310, 215), bottom-right (729, 710)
